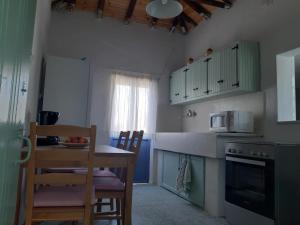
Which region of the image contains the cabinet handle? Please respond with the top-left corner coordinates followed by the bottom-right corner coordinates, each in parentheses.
top-left (232, 82), bottom-right (240, 87)
top-left (204, 90), bottom-right (211, 94)
top-left (184, 95), bottom-right (189, 99)
top-left (217, 80), bottom-right (224, 84)
top-left (175, 93), bottom-right (180, 96)
top-left (193, 87), bottom-right (199, 91)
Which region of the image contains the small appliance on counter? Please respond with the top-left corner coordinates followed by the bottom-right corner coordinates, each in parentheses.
top-left (209, 111), bottom-right (254, 133)
top-left (37, 111), bottom-right (60, 146)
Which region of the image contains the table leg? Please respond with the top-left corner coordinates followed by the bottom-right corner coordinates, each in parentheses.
top-left (123, 158), bottom-right (135, 225)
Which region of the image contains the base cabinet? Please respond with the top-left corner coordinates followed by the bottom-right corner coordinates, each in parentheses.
top-left (161, 151), bottom-right (205, 208)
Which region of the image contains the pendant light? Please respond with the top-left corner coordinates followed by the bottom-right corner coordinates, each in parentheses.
top-left (146, 0), bottom-right (183, 19)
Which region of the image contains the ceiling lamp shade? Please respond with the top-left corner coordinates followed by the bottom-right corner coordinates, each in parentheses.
top-left (146, 0), bottom-right (183, 19)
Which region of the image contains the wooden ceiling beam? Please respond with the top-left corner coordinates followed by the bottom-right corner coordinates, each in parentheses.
top-left (96, 0), bottom-right (105, 18)
top-left (124, 0), bottom-right (138, 22)
top-left (182, 12), bottom-right (198, 27)
top-left (197, 0), bottom-right (228, 9)
top-left (179, 15), bottom-right (188, 34)
top-left (222, 0), bottom-right (233, 8)
top-left (183, 0), bottom-right (211, 19)
top-left (170, 17), bottom-right (179, 33)
top-left (150, 17), bottom-right (159, 27)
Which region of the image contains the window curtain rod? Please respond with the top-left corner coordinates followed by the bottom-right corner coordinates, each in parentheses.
top-left (108, 69), bottom-right (161, 81)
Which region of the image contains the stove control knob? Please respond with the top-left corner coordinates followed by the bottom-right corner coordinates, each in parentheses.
top-left (238, 150), bottom-right (243, 154)
top-left (262, 152), bottom-right (269, 157)
top-left (232, 149), bottom-right (237, 153)
top-left (250, 151), bottom-right (257, 156)
top-left (228, 149), bottom-right (232, 153)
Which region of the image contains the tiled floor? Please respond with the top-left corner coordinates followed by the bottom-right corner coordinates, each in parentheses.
top-left (43, 185), bottom-right (229, 225)
top-left (95, 185), bottom-right (229, 225)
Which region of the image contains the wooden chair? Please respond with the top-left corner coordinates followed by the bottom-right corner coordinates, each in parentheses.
top-left (91, 131), bottom-right (130, 211)
top-left (25, 122), bottom-right (96, 225)
top-left (93, 130), bottom-right (144, 225)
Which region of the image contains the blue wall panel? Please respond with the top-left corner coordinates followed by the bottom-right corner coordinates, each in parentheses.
top-left (110, 138), bottom-right (150, 183)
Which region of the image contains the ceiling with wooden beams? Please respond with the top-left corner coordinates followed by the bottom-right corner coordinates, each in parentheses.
top-left (51, 0), bottom-right (232, 33)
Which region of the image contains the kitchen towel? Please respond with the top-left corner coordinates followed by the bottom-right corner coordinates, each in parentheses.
top-left (176, 158), bottom-right (192, 193)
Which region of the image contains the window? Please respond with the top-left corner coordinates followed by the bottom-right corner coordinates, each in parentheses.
top-left (109, 72), bottom-right (158, 136)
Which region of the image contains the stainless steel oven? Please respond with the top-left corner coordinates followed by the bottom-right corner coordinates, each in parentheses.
top-left (225, 142), bottom-right (275, 225)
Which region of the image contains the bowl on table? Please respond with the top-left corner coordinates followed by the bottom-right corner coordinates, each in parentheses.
top-left (61, 137), bottom-right (89, 148)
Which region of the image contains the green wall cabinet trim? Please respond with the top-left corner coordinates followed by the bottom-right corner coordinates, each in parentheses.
top-left (170, 41), bottom-right (261, 105)
top-left (161, 151), bottom-right (205, 208)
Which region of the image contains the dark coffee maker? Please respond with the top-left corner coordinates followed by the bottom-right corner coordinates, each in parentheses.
top-left (37, 111), bottom-right (60, 146)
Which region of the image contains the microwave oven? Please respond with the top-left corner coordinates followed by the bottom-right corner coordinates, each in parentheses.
top-left (209, 111), bottom-right (254, 133)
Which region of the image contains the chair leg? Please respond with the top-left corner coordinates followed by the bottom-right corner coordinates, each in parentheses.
top-left (110, 198), bottom-right (114, 211)
top-left (116, 198), bottom-right (121, 225)
top-left (97, 198), bottom-right (102, 212)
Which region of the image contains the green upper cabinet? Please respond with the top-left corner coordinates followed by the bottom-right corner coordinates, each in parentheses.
top-left (186, 59), bottom-right (207, 100)
top-left (207, 52), bottom-right (221, 95)
top-left (170, 68), bottom-right (186, 104)
top-left (170, 41), bottom-right (260, 105)
top-left (220, 46), bottom-right (238, 91)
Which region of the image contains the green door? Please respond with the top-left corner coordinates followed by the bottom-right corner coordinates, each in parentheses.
top-left (207, 52), bottom-right (221, 95)
top-left (220, 45), bottom-right (238, 92)
top-left (0, 0), bottom-right (36, 123)
top-left (186, 156), bottom-right (205, 207)
top-left (0, 0), bottom-right (36, 224)
top-left (161, 151), bottom-right (180, 192)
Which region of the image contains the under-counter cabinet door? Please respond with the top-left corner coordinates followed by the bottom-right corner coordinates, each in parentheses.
top-left (161, 151), bottom-right (180, 192)
top-left (207, 52), bottom-right (221, 95)
top-left (187, 156), bottom-right (205, 207)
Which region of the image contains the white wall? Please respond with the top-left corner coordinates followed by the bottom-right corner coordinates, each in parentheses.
top-left (183, 0), bottom-right (300, 143)
top-left (25, 0), bottom-right (51, 133)
top-left (47, 11), bottom-right (185, 144)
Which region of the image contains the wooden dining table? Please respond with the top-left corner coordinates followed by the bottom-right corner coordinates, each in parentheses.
top-left (17, 145), bottom-right (135, 225)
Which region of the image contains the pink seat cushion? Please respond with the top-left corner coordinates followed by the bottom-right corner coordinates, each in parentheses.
top-left (33, 185), bottom-right (96, 207)
top-left (94, 177), bottom-right (124, 191)
top-left (74, 169), bottom-right (116, 177)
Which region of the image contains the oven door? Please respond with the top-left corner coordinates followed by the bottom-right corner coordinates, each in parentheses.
top-left (225, 155), bottom-right (274, 219)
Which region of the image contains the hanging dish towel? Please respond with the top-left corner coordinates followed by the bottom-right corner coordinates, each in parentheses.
top-left (176, 158), bottom-right (192, 193)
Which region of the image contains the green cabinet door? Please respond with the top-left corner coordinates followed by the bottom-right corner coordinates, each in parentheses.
top-left (187, 156), bottom-right (205, 207)
top-left (186, 59), bottom-right (207, 99)
top-left (170, 68), bottom-right (186, 104)
top-left (161, 151), bottom-right (180, 192)
top-left (207, 52), bottom-right (221, 95)
top-left (220, 46), bottom-right (238, 92)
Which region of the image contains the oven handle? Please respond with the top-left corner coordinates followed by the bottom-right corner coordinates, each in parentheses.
top-left (226, 156), bottom-right (266, 167)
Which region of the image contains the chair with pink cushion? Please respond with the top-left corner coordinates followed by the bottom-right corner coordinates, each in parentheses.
top-left (24, 122), bottom-right (96, 225)
top-left (93, 130), bottom-right (144, 225)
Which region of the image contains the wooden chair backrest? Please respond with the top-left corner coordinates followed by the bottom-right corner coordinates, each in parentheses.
top-left (116, 131), bottom-right (130, 150)
top-left (128, 130), bottom-right (144, 160)
top-left (26, 122), bottom-right (96, 211)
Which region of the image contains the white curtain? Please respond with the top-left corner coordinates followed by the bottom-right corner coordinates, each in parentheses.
top-left (108, 72), bottom-right (158, 138)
